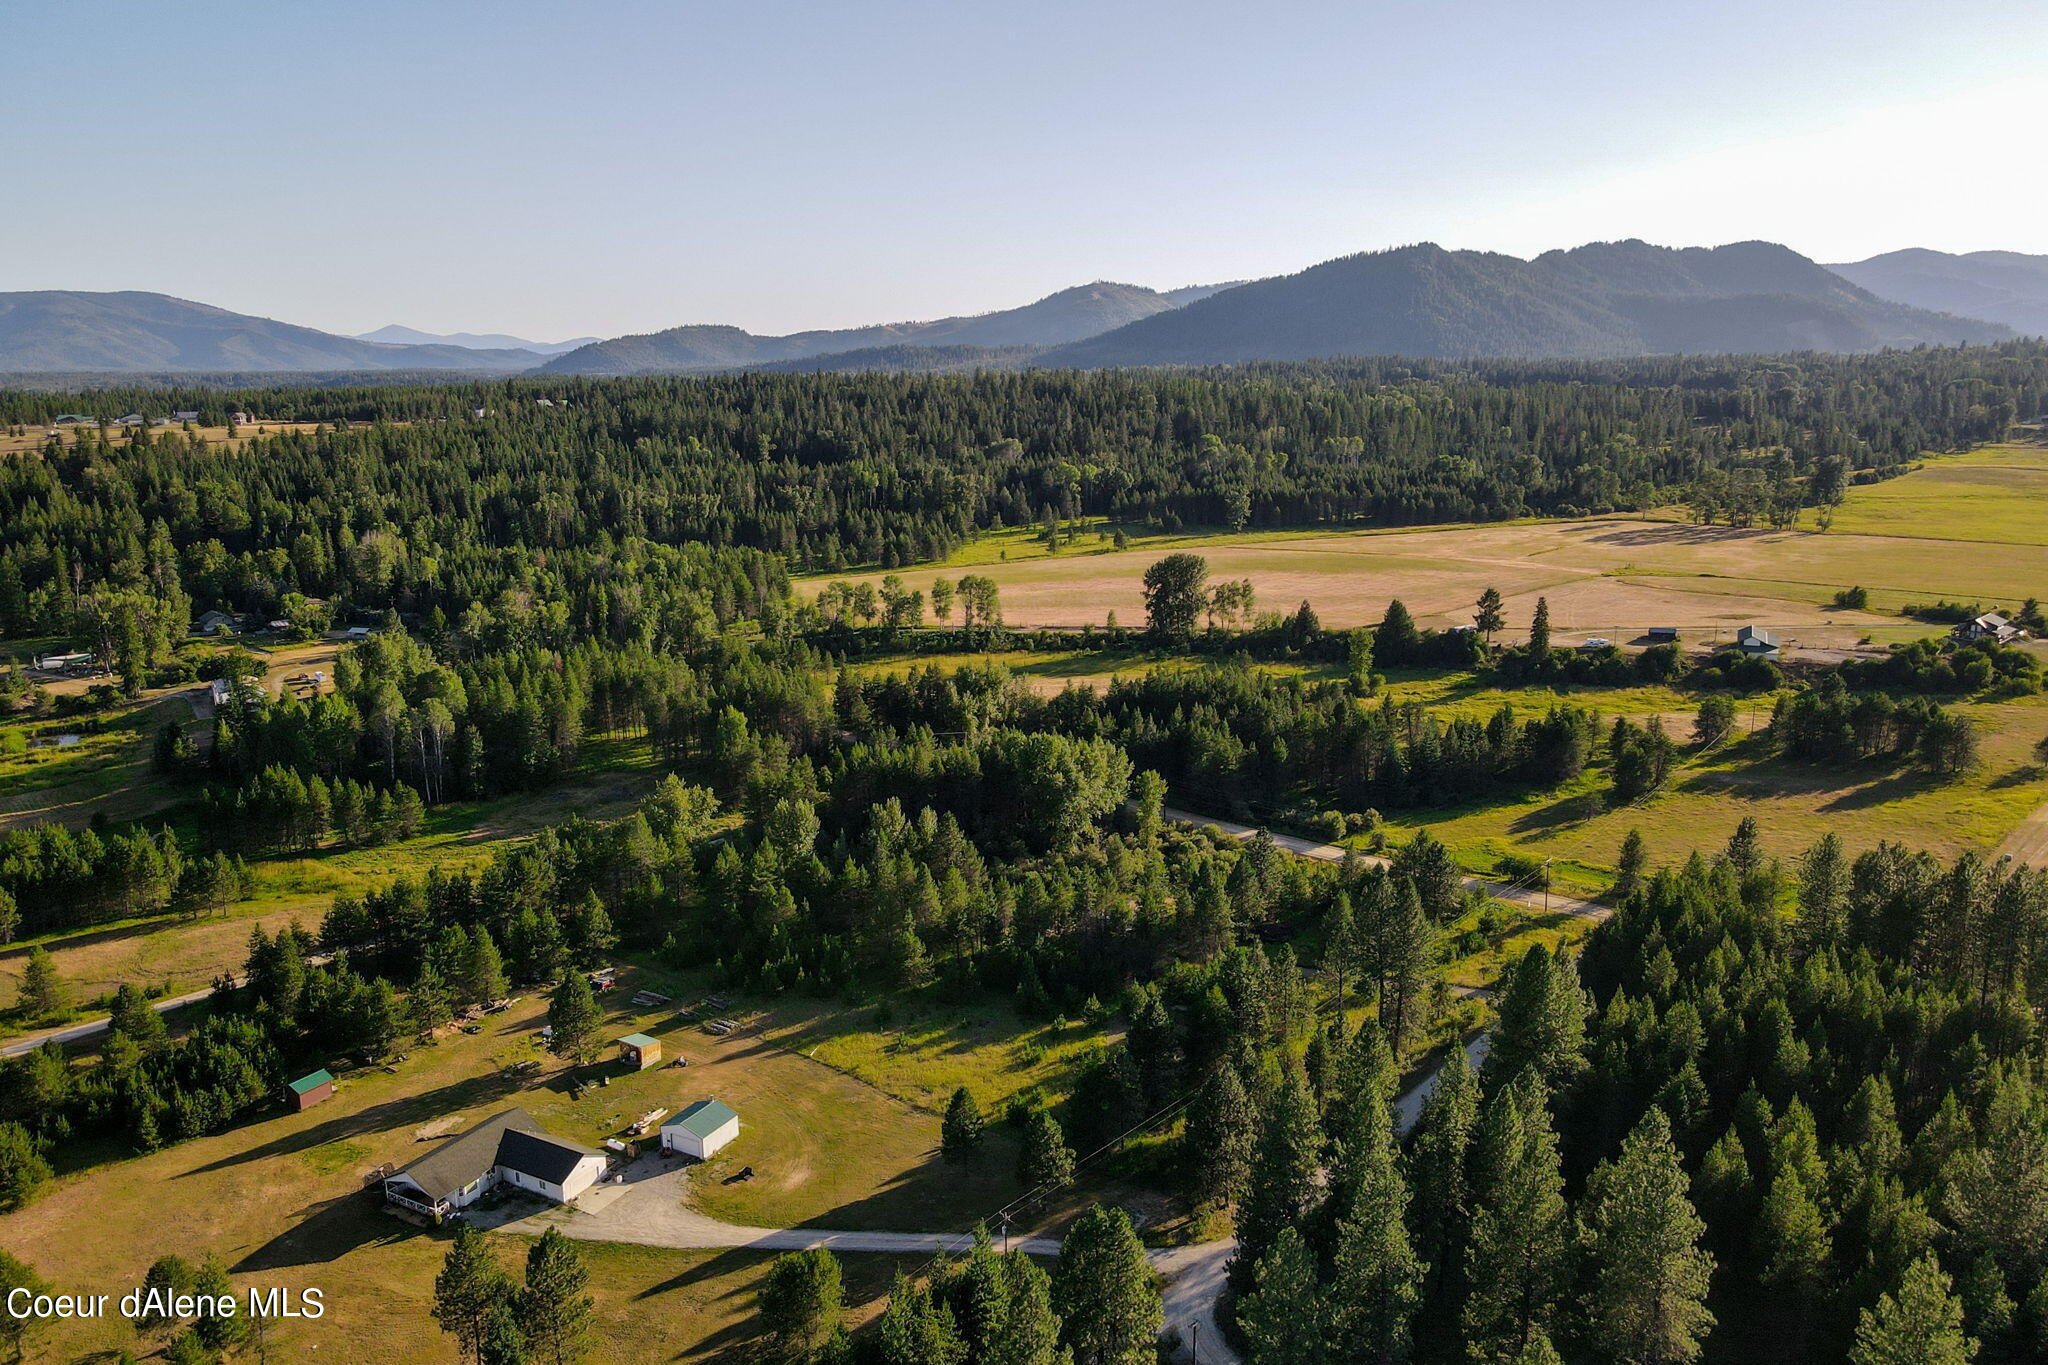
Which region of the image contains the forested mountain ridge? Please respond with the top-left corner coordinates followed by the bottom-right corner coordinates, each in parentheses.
top-left (1042, 240), bottom-right (2012, 367)
top-left (0, 292), bottom-right (546, 373)
top-left (539, 281), bottom-right (1210, 375)
top-left (1830, 248), bottom-right (2048, 337)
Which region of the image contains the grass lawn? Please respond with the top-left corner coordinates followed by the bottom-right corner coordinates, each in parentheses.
top-left (1382, 690), bottom-right (2048, 883)
top-left (0, 989), bottom-right (987, 1363)
top-left (1827, 443), bottom-right (2048, 547)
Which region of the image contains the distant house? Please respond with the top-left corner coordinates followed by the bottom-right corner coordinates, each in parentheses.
top-left (1580, 637), bottom-right (1612, 651)
top-left (1448, 623), bottom-right (1478, 635)
top-left (617, 1033), bottom-right (661, 1071)
top-left (171, 410), bottom-right (200, 423)
top-left (51, 414), bottom-right (94, 426)
top-left (34, 652), bottom-right (93, 673)
top-left (344, 625), bottom-right (372, 641)
top-left (287, 1069), bottom-right (334, 1111)
top-left (229, 411), bottom-right (256, 425)
top-left (1953, 613), bottom-right (2025, 645)
top-left (195, 610), bottom-right (237, 635)
top-left (383, 1107), bottom-right (607, 1220)
top-left (1734, 626), bottom-right (1780, 658)
top-left (209, 675), bottom-right (261, 706)
top-left (114, 413), bottom-right (145, 426)
top-left (1648, 627), bottom-right (1680, 643)
top-left (661, 1099), bottom-right (740, 1160)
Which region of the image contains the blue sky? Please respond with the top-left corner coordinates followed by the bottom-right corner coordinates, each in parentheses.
top-left (4, 0), bottom-right (2043, 339)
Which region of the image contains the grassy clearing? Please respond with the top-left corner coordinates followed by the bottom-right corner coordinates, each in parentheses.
top-left (1380, 690), bottom-right (2048, 883)
top-left (0, 988), bottom-right (975, 1363)
top-left (1827, 444), bottom-right (2048, 547)
top-left (802, 444), bottom-right (2048, 638)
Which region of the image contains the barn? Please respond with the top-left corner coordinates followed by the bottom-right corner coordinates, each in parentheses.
top-left (661, 1099), bottom-right (740, 1159)
top-left (286, 1069), bottom-right (334, 1111)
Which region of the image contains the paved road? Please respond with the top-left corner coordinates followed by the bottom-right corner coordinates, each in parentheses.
top-left (0, 980), bottom-right (221, 1058)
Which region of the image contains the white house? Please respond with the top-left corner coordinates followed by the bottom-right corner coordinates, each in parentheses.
top-left (661, 1099), bottom-right (740, 1159)
top-left (383, 1107), bottom-right (607, 1219)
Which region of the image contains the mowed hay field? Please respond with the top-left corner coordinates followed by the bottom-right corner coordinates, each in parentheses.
top-left (0, 989), bottom-right (975, 1363)
top-left (801, 443), bottom-right (2048, 642)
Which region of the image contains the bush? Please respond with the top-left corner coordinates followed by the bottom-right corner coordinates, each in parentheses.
top-left (1831, 586), bottom-right (1870, 610)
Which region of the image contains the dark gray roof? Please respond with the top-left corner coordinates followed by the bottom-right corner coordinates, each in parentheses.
top-left (394, 1107), bottom-right (600, 1201)
top-left (496, 1126), bottom-right (602, 1187)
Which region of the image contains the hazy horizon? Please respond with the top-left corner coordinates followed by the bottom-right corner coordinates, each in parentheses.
top-left (5, 0), bottom-right (2043, 340)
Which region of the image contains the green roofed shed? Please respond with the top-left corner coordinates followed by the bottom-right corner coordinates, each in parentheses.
top-left (617, 1033), bottom-right (661, 1070)
top-left (288, 1069), bottom-right (335, 1110)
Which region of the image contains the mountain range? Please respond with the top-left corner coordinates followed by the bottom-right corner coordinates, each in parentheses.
top-left (0, 241), bottom-right (2034, 377)
top-left (1039, 240), bottom-right (2009, 367)
top-left (354, 324), bottom-right (600, 355)
top-left (1828, 248), bottom-right (2048, 338)
top-left (537, 281), bottom-right (1234, 375)
top-left (0, 292), bottom-right (543, 373)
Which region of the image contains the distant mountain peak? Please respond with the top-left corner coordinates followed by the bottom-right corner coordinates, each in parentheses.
top-left (0, 291), bottom-right (545, 374)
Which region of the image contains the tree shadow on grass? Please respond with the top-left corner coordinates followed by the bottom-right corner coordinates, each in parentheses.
top-left (174, 1065), bottom-right (530, 1177)
top-left (232, 1187), bottom-right (419, 1273)
top-left (1506, 790), bottom-right (1609, 835)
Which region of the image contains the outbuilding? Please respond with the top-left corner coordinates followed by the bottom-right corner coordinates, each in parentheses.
top-left (661, 1099), bottom-right (740, 1159)
top-left (286, 1069), bottom-right (334, 1111)
top-left (1734, 625), bottom-right (1780, 658)
top-left (617, 1033), bottom-right (661, 1070)
top-left (1648, 627), bottom-right (1679, 643)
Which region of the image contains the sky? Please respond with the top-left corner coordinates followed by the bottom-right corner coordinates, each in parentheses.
top-left (3, 0), bottom-right (2044, 341)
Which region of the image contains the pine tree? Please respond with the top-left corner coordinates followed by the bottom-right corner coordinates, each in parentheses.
top-left (0, 1249), bottom-right (47, 1365)
top-left (1183, 1063), bottom-right (1254, 1213)
top-left (942, 1087), bottom-right (985, 1159)
top-left (1485, 945), bottom-right (1587, 1096)
top-left (1476, 587), bottom-right (1506, 641)
top-left (1377, 885), bottom-right (1438, 1056)
top-left (1237, 1227), bottom-right (1327, 1365)
top-left (1614, 829), bottom-right (1649, 900)
top-left (1528, 597), bottom-right (1552, 658)
top-left (877, 1271), bottom-right (967, 1365)
top-left (192, 1257), bottom-right (248, 1352)
top-left (547, 970), bottom-right (601, 1066)
top-left (434, 1224), bottom-right (518, 1365)
top-left (1406, 1043), bottom-right (1479, 1276)
top-left (1850, 1255), bottom-right (1977, 1365)
top-left (1462, 1073), bottom-right (1571, 1362)
top-left (1797, 833), bottom-right (1850, 952)
top-left (18, 947), bottom-right (64, 1019)
top-left (1325, 1088), bottom-right (1422, 1364)
top-left (1726, 817), bottom-right (1763, 876)
top-left (412, 959), bottom-right (453, 1035)
top-left (1581, 1109), bottom-right (1716, 1365)
top-left (519, 1227), bottom-right (594, 1365)
top-left (758, 1247), bottom-right (842, 1360)
top-left (986, 1252), bottom-right (1065, 1365)
top-left (1230, 1067), bottom-right (1323, 1293)
top-left (1019, 1111), bottom-right (1075, 1192)
top-left (1376, 599), bottom-right (1421, 666)
top-left (1052, 1205), bottom-right (1161, 1365)
top-left (461, 927), bottom-right (510, 1004)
